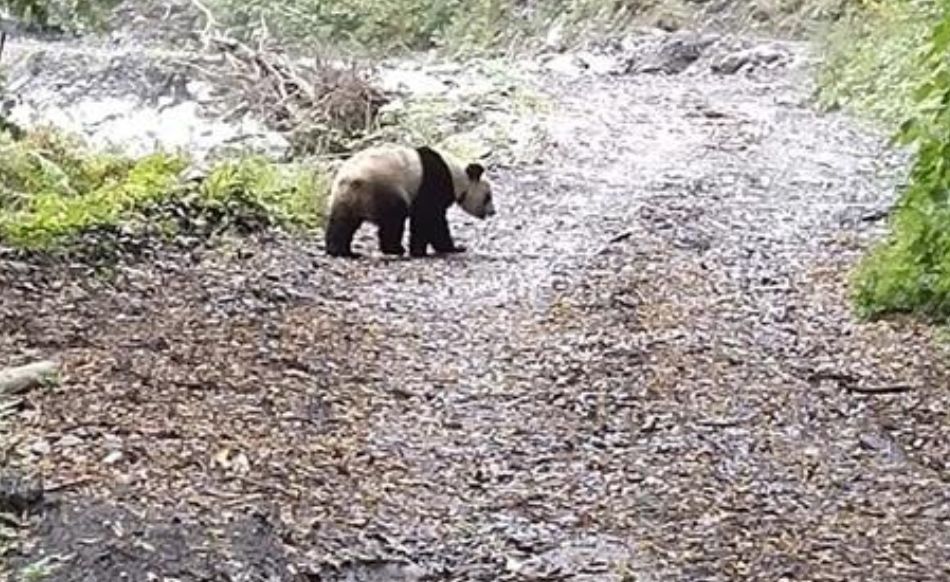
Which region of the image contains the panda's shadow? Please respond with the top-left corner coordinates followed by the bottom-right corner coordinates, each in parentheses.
top-left (362, 251), bottom-right (515, 265)
top-left (372, 253), bottom-right (465, 264)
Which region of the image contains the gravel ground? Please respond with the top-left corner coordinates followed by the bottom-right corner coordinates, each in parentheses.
top-left (2, 36), bottom-right (949, 582)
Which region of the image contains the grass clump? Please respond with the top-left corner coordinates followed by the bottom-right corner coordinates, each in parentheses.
top-left (849, 4), bottom-right (950, 321)
top-left (0, 128), bottom-right (327, 254)
top-left (195, 157), bottom-right (328, 232)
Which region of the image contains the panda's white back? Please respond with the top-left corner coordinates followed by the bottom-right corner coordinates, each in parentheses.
top-left (331, 144), bottom-right (424, 204)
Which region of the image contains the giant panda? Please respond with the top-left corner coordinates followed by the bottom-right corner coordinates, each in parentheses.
top-left (323, 143), bottom-right (495, 258)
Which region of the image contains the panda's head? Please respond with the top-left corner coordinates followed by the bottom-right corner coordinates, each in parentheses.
top-left (457, 162), bottom-right (495, 220)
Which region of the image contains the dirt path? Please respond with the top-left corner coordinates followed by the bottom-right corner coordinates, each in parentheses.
top-left (3, 37), bottom-right (949, 581)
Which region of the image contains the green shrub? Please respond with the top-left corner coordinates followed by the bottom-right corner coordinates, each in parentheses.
top-left (197, 156), bottom-right (328, 232)
top-left (0, 129), bottom-right (328, 252)
top-left (851, 3), bottom-right (950, 321)
top-left (0, 0), bottom-right (118, 31)
top-left (816, 0), bottom-right (940, 125)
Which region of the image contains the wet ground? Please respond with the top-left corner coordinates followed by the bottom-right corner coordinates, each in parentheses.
top-left (2, 34), bottom-right (949, 582)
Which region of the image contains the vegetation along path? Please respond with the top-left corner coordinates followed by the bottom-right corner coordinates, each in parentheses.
top-left (3, 35), bottom-right (949, 581)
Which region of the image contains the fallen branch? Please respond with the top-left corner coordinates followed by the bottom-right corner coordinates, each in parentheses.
top-left (609, 230), bottom-right (634, 244)
top-left (43, 477), bottom-right (92, 494)
top-left (845, 384), bottom-right (914, 395)
top-left (860, 208), bottom-right (891, 223)
top-left (806, 369), bottom-right (914, 395)
top-left (0, 361), bottom-right (59, 396)
top-left (185, 32), bottom-right (387, 154)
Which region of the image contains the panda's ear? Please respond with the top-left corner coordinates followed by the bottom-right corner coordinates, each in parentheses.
top-left (465, 163), bottom-right (484, 182)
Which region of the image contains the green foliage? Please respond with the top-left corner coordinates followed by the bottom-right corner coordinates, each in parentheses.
top-left (0, 129), bottom-right (328, 253)
top-left (207, 0), bottom-right (637, 54)
top-left (205, 0), bottom-right (867, 54)
top-left (18, 556), bottom-right (61, 582)
top-left (197, 157), bottom-right (328, 232)
top-left (816, 0), bottom-right (940, 125)
top-left (0, 0), bottom-right (118, 31)
top-left (851, 3), bottom-right (950, 321)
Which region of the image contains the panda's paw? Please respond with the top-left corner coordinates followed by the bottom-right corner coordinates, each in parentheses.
top-left (381, 245), bottom-right (405, 257)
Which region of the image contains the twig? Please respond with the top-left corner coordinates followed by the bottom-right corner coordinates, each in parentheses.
top-left (860, 208), bottom-right (890, 223)
top-left (44, 477), bottom-right (93, 494)
top-left (845, 384), bottom-right (914, 395)
top-left (0, 512), bottom-right (21, 528)
top-left (234, 475), bottom-right (298, 499)
top-left (188, 0), bottom-right (218, 42)
top-left (697, 417), bottom-right (749, 428)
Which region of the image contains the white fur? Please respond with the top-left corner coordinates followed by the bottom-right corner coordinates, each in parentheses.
top-left (328, 143), bottom-right (494, 219)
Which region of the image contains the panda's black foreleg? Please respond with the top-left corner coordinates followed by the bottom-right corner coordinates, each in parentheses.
top-left (430, 210), bottom-right (465, 254)
top-left (324, 209), bottom-right (362, 258)
top-left (409, 206), bottom-right (433, 257)
top-left (409, 208), bottom-right (465, 257)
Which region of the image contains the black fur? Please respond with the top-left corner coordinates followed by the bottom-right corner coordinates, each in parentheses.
top-left (465, 163), bottom-right (484, 182)
top-left (324, 146), bottom-right (466, 258)
top-left (324, 180), bottom-right (409, 258)
top-left (324, 203), bottom-right (362, 258)
top-left (411, 146), bottom-right (465, 257)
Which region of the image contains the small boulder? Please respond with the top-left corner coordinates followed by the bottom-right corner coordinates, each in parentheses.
top-left (626, 32), bottom-right (719, 75)
top-left (712, 45), bottom-right (788, 75)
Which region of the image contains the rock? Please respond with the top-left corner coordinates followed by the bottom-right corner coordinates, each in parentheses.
top-left (654, 12), bottom-right (681, 32)
top-left (0, 472), bottom-right (43, 514)
top-left (56, 435), bottom-right (84, 448)
top-left (74, 97), bottom-right (136, 126)
top-left (103, 450), bottom-right (124, 465)
top-left (712, 45), bottom-right (788, 75)
top-left (377, 67), bottom-right (448, 96)
top-left (544, 21), bottom-right (567, 53)
top-left (575, 51), bottom-right (622, 75)
top-left (29, 439), bottom-right (51, 455)
top-left (0, 360), bottom-right (59, 395)
top-left (186, 79), bottom-right (217, 103)
top-left (626, 32), bottom-right (719, 75)
top-left (543, 53), bottom-right (587, 76)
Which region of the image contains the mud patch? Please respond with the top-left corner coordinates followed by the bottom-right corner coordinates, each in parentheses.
top-left (13, 498), bottom-right (292, 582)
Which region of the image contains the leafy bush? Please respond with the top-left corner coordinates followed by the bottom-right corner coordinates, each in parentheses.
top-left (0, 0), bottom-right (118, 31)
top-left (850, 4), bottom-right (950, 321)
top-left (0, 128), bottom-right (328, 252)
top-left (816, 0), bottom-right (940, 126)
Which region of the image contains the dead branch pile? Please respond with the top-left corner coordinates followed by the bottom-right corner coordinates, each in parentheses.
top-left (195, 33), bottom-right (389, 156)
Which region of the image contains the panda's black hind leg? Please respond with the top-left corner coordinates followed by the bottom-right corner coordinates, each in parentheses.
top-left (378, 218), bottom-right (406, 256)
